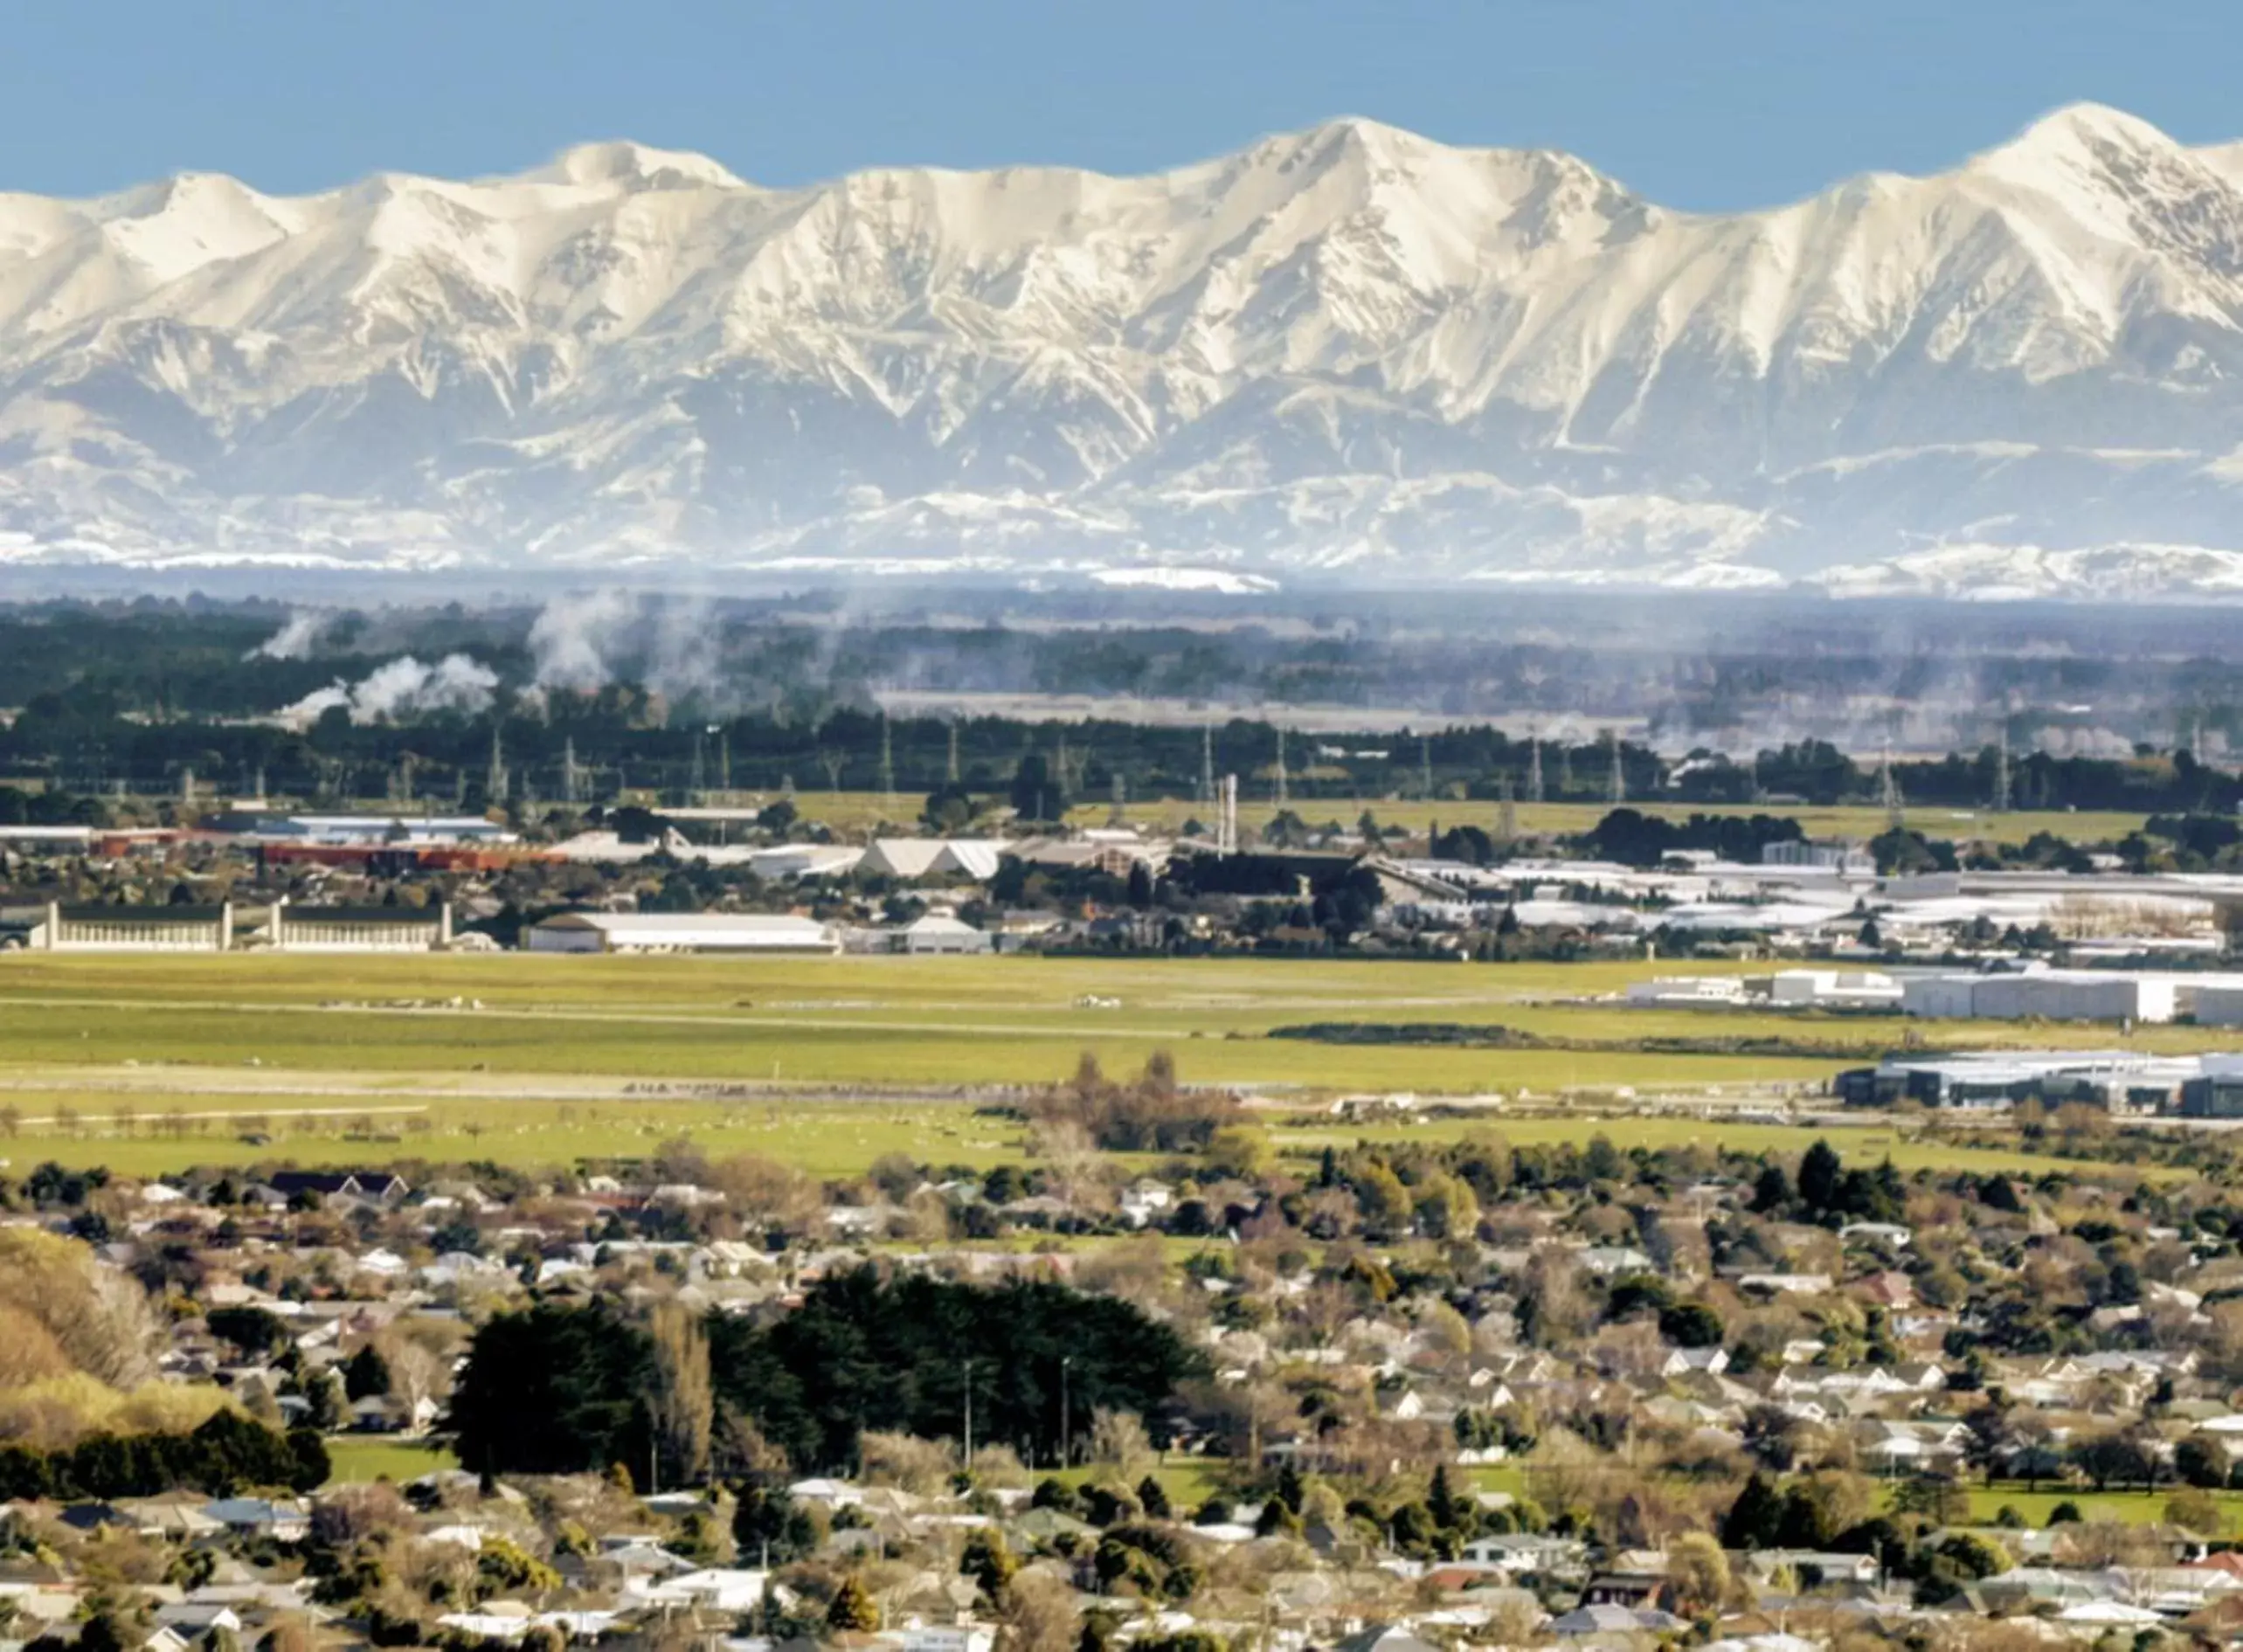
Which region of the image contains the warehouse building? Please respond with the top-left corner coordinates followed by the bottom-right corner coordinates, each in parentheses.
top-left (9, 900), bottom-right (457, 953)
top-left (858, 839), bottom-right (1010, 881)
top-left (1625, 968), bottom-right (1899, 1010)
top-left (526, 912), bottom-right (841, 955)
top-left (37, 903), bottom-right (234, 950)
top-left (0, 825), bottom-right (94, 853)
top-left (1837, 1050), bottom-right (2198, 1115)
top-left (746, 844), bottom-right (865, 881)
top-left (1768, 968), bottom-right (1904, 1008)
top-left (260, 902), bottom-right (451, 952)
top-left (1899, 965), bottom-right (2243, 1025)
top-left (204, 812), bottom-right (514, 846)
top-left (843, 912), bottom-right (993, 955)
top-left (2181, 1056), bottom-right (2243, 1118)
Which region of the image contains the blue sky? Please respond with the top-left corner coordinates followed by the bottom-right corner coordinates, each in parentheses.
top-left (8, 1), bottom-right (2240, 209)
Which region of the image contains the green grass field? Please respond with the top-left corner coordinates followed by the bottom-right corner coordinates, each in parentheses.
top-left (764, 791), bottom-right (2147, 848)
top-left (1956, 1482), bottom-right (2243, 1531)
top-left (0, 952), bottom-right (2205, 1179)
top-left (323, 1436), bottom-right (459, 1484)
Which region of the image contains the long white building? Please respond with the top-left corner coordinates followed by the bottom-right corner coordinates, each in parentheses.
top-left (7, 901), bottom-right (453, 953)
top-left (1900, 965), bottom-right (2243, 1025)
top-left (526, 912), bottom-right (841, 955)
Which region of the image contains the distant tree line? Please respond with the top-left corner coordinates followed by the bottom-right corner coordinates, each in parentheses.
top-left (1573, 807), bottom-right (1807, 867)
top-left (0, 602), bottom-right (2238, 815)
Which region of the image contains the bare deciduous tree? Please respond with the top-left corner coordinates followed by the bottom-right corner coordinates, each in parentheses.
top-left (1087, 1407), bottom-right (1154, 1481)
top-left (994, 1572), bottom-right (1079, 1652)
top-left (647, 1301), bottom-right (713, 1487)
top-left (860, 1429), bottom-right (954, 1496)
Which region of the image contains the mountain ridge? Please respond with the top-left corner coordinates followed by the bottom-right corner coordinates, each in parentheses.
top-left (4, 102), bottom-right (2243, 598)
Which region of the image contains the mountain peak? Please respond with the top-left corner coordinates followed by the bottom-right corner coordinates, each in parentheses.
top-left (530, 141), bottom-right (744, 192)
top-left (3, 105), bottom-right (2243, 595)
top-left (1986, 101), bottom-right (2179, 168)
top-left (1298, 114), bottom-right (1427, 152)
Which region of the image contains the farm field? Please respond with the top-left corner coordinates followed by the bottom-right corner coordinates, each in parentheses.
top-left (1956, 1483), bottom-right (2243, 1530)
top-left (758, 791), bottom-right (2150, 848)
top-left (1271, 1116), bottom-right (2156, 1182)
top-left (0, 952), bottom-right (2198, 1180)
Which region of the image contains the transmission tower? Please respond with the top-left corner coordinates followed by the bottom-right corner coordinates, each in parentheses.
top-left (878, 713), bottom-right (896, 813)
top-left (1526, 726), bottom-right (1545, 803)
top-left (718, 727), bottom-right (731, 792)
top-left (486, 726), bottom-right (507, 804)
top-left (1420, 735), bottom-right (1433, 801)
top-left (1498, 773), bottom-right (1518, 841)
top-left (1108, 772), bottom-right (1126, 828)
top-left (1880, 742), bottom-right (1905, 829)
top-left (1273, 726), bottom-right (1289, 808)
top-left (562, 736), bottom-right (581, 805)
top-left (1606, 731), bottom-right (1625, 805)
top-left (1200, 723), bottom-right (1215, 805)
top-left (1217, 774), bottom-right (1239, 856)
top-left (946, 721), bottom-right (961, 786)
top-left (1993, 728), bottom-right (2011, 814)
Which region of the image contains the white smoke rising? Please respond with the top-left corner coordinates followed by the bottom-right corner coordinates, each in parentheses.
top-left (646, 598), bottom-right (723, 703)
top-left (248, 610), bottom-right (331, 660)
top-left (523, 590), bottom-right (729, 708)
top-left (278, 653), bottom-right (499, 729)
top-left (529, 591), bottom-right (636, 692)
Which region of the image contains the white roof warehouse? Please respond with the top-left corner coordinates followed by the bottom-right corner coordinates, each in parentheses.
top-left (525, 913), bottom-right (840, 955)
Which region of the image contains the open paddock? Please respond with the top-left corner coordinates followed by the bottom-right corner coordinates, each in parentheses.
top-left (753, 791), bottom-right (2151, 847)
top-left (0, 952), bottom-right (2209, 1179)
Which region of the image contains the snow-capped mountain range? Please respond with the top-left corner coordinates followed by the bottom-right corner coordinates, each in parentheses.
top-left (7, 103), bottom-right (2243, 598)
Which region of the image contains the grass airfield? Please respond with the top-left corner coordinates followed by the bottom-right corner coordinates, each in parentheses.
top-left (0, 951), bottom-right (2207, 1181)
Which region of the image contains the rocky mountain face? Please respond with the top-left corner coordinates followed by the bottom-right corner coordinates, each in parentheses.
top-left (5, 104), bottom-right (2243, 596)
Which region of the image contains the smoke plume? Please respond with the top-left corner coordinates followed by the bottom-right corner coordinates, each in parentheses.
top-left (247, 610), bottom-right (331, 661)
top-left (279, 653), bottom-right (499, 729)
top-left (528, 591), bottom-right (636, 692)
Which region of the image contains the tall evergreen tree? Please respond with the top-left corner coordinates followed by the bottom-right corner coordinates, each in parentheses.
top-left (1797, 1140), bottom-right (1844, 1213)
top-left (1720, 1471), bottom-right (1785, 1548)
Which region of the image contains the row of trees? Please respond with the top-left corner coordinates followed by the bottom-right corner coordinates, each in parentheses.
top-left (0, 1410), bottom-right (327, 1500)
top-left (449, 1269), bottom-right (1207, 1485)
top-left (1028, 1054), bottom-right (1242, 1154)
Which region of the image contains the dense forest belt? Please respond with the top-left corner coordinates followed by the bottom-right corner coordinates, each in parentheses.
top-left (1267, 1020), bottom-right (1913, 1060)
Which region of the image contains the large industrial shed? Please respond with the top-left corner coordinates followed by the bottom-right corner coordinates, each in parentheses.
top-left (6, 900), bottom-right (456, 953)
top-left (1899, 966), bottom-right (2243, 1026)
top-left (858, 839), bottom-right (1009, 881)
top-left (526, 913), bottom-right (841, 955)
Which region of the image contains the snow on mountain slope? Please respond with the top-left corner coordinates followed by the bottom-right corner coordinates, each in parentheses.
top-left (3, 104), bottom-right (2243, 596)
